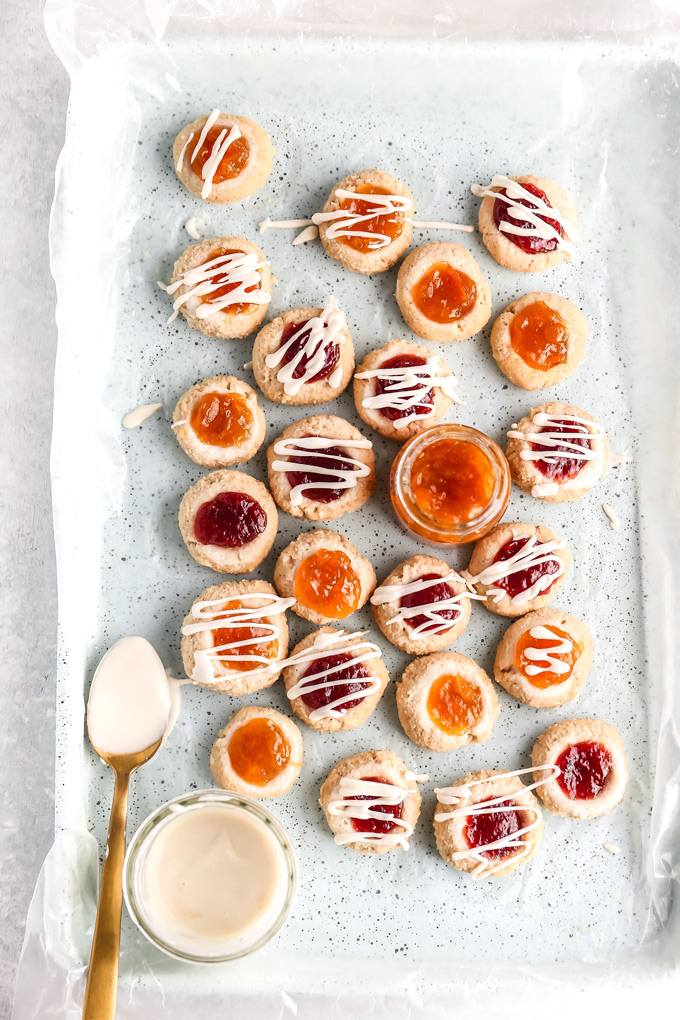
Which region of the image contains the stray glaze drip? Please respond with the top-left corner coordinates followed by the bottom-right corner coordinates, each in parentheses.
top-left (327, 776), bottom-right (424, 849)
top-left (312, 189), bottom-right (412, 250)
top-left (166, 249), bottom-right (270, 324)
top-left (122, 403), bottom-right (163, 429)
top-left (286, 630), bottom-right (382, 721)
top-left (370, 572), bottom-right (484, 637)
top-left (508, 413), bottom-right (605, 467)
top-left (265, 297), bottom-right (346, 395)
top-left (519, 626), bottom-right (573, 677)
top-left (356, 356), bottom-right (463, 427)
top-left (602, 503), bottom-right (621, 530)
top-left (471, 175), bottom-right (577, 256)
top-left (271, 435), bottom-right (372, 505)
top-left (467, 535), bottom-right (565, 606)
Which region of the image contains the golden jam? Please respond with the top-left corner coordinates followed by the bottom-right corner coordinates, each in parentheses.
top-left (189, 392), bottom-right (253, 448)
top-left (227, 717), bottom-right (291, 787)
top-left (509, 301), bottom-right (569, 370)
top-left (515, 625), bottom-right (581, 689)
top-left (411, 262), bottom-right (477, 323)
top-left (337, 184), bottom-right (404, 253)
top-left (189, 126), bottom-right (250, 183)
top-left (211, 600), bottom-right (278, 674)
top-left (410, 437), bottom-right (496, 526)
top-left (293, 549), bottom-right (361, 619)
top-left (426, 674), bottom-right (483, 735)
top-left (200, 247), bottom-right (260, 316)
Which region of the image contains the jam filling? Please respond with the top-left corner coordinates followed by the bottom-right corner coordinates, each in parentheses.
top-left (189, 125), bottom-right (250, 183)
top-left (193, 491), bottom-right (267, 548)
top-left (227, 717), bottom-right (291, 787)
top-left (293, 549), bottom-right (361, 619)
top-left (492, 538), bottom-right (561, 601)
top-left (514, 625), bottom-right (581, 689)
top-left (337, 184), bottom-right (404, 253)
top-left (200, 247), bottom-right (260, 316)
top-left (400, 572), bottom-right (459, 633)
top-left (278, 320), bottom-right (340, 382)
top-left (426, 673), bottom-right (482, 735)
top-left (299, 652), bottom-right (371, 713)
top-left (411, 262), bottom-right (477, 323)
top-left (532, 419), bottom-right (592, 483)
top-left (464, 798), bottom-right (522, 860)
top-left (509, 301), bottom-right (569, 370)
top-left (189, 391), bottom-right (253, 448)
top-left (348, 776), bottom-right (403, 835)
top-left (211, 600), bottom-right (277, 674)
top-left (492, 182), bottom-right (563, 254)
top-left (410, 437), bottom-right (496, 526)
top-left (375, 354), bottom-right (434, 422)
top-left (556, 741), bottom-right (612, 800)
top-left (286, 439), bottom-right (354, 504)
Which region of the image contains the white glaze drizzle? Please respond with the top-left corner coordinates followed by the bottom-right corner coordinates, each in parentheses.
top-left (286, 630), bottom-right (382, 722)
top-left (122, 402), bottom-right (163, 429)
top-left (434, 764), bottom-right (560, 878)
top-left (531, 481), bottom-right (559, 498)
top-left (608, 451), bottom-right (632, 466)
top-left (181, 592), bottom-right (296, 687)
top-left (166, 249), bottom-right (270, 324)
top-left (508, 412), bottom-right (605, 467)
top-left (602, 503), bottom-right (621, 531)
top-left (312, 189), bottom-right (413, 250)
top-left (355, 356), bottom-right (463, 428)
top-left (258, 217), bottom-right (314, 234)
top-left (292, 225), bottom-right (319, 245)
top-left (258, 216), bottom-right (471, 246)
top-left (519, 625), bottom-right (574, 678)
top-left (411, 219), bottom-right (474, 232)
top-left (178, 110), bottom-right (243, 200)
top-left (467, 534), bottom-right (564, 606)
top-left (265, 297), bottom-right (347, 396)
top-left (370, 572), bottom-right (484, 637)
top-left (271, 435), bottom-right (372, 506)
top-left (176, 133), bottom-right (194, 173)
top-left (471, 175), bottom-right (577, 256)
top-left (603, 843), bottom-right (621, 855)
top-left (185, 216), bottom-right (201, 240)
top-left (328, 776), bottom-right (424, 849)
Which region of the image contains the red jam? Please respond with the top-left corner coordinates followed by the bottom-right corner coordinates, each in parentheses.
top-left (464, 798), bottom-right (521, 860)
top-left (189, 391), bottom-right (253, 448)
top-left (278, 320), bottom-right (340, 382)
top-left (492, 538), bottom-right (560, 601)
top-left (410, 262), bottom-right (477, 323)
top-left (555, 742), bottom-right (612, 800)
top-left (193, 492), bottom-right (266, 548)
top-left (348, 776), bottom-right (402, 835)
top-left (299, 652), bottom-right (371, 713)
top-left (200, 247), bottom-right (260, 317)
top-left (492, 182), bottom-right (563, 254)
top-left (337, 184), bottom-right (405, 253)
top-left (189, 125), bottom-right (250, 183)
top-left (400, 573), bottom-right (459, 633)
top-left (286, 440), bottom-right (353, 504)
top-left (227, 718), bottom-right (291, 787)
top-left (375, 354), bottom-right (433, 423)
top-left (532, 419), bottom-right (591, 483)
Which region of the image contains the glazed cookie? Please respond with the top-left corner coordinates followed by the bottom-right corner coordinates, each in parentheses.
top-left (506, 402), bottom-right (609, 502)
top-left (472, 174), bottom-right (577, 272)
top-left (167, 236), bottom-right (271, 339)
top-left (178, 469), bottom-right (277, 573)
top-left (282, 627), bottom-right (389, 733)
top-left (210, 706), bottom-right (303, 798)
top-left (532, 719), bottom-right (629, 819)
top-left (312, 168), bottom-right (414, 274)
top-left (395, 242), bottom-right (492, 343)
top-left (172, 375), bottom-right (265, 467)
top-left (267, 415), bottom-right (374, 522)
top-left (490, 293), bottom-right (588, 391)
top-left (252, 296), bottom-right (354, 406)
top-left (320, 750), bottom-right (424, 855)
top-left (173, 110), bottom-right (273, 203)
top-left (494, 608), bottom-right (593, 709)
top-left (274, 530), bottom-right (376, 625)
top-left (370, 555), bottom-right (474, 654)
top-left (353, 339), bottom-right (461, 442)
top-left (180, 579), bottom-right (291, 693)
top-left (463, 521), bottom-right (570, 618)
top-left (397, 652), bottom-right (499, 752)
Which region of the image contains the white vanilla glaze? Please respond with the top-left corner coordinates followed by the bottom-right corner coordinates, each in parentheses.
top-left (185, 216), bottom-right (201, 240)
top-left (531, 481), bottom-right (560, 498)
top-left (355, 356), bottom-right (463, 428)
top-left (471, 175), bottom-right (577, 256)
top-left (508, 413), bottom-right (605, 470)
top-left (265, 296), bottom-right (347, 396)
top-left (434, 764), bottom-right (560, 878)
top-left (467, 534), bottom-right (565, 606)
top-left (166, 249), bottom-right (270, 324)
top-left (258, 217), bottom-right (314, 234)
top-left (370, 571), bottom-right (484, 637)
top-left (312, 189), bottom-right (412, 250)
top-left (327, 776), bottom-right (425, 849)
top-left (286, 630), bottom-right (382, 722)
top-left (122, 402), bottom-right (163, 429)
top-left (411, 220), bottom-right (475, 231)
top-left (182, 593), bottom-right (296, 687)
top-left (292, 225), bottom-right (319, 245)
top-left (87, 637), bottom-right (170, 755)
top-left (519, 625), bottom-right (574, 678)
top-left (602, 503), bottom-right (621, 530)
top-left (271, 435), bottom-right (372, 506)
top-left (258, 216), bottom-right (470, 246)
top-left (603, 843), bottom-right (621, 855)
top-left (177, 109), bottom-right (244, 199)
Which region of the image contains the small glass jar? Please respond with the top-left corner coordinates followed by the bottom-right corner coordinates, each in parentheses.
top-left (390, 423), bottom-right (511, 545)
top-left (124, 789), bottom-right (296, 964)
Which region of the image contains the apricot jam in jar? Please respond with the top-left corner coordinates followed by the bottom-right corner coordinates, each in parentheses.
top-left (390, 424), bottom-right (511, 545)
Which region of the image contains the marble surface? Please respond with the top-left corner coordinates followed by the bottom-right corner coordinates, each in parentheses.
top-left (0, 0), bottom-right (68, 1014)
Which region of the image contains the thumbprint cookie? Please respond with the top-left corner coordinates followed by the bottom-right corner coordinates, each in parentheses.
top-left (490, 293), bottom-right (588, 390)
top-left (312, 168), bottom-right (414, 274)
top-left (353, 339), bottom-right (461, 442)
top-left (210, 706), bottom-right (303, 798)
top-left (464, 521), bottom-right (570, 617)
top-left (395, 242), bottom-right (492, 343)
top-left (532, 719), bottom-right (629, 819)
top-left (320, 750), bottom-right (425, 855)
top-left (397, 652), bottom-right (499, 752)
top-left (173, 110), bottom-right (273, 203)
top-left (282, 627), bottom-right (389, 733)
top-left (167, 236), bottom-right (271, 339)
top-left (178, 470), bottom-right (277, 573)
top-left (267, 414), bottom-right (375, 521)
top-left (172, 375), bottom-right (265, 467)
top-left (252, 296), bottom-right (355, 406)
top-left (274, 529), bottom-right (376, 625)
top-left (471, 174), bottom-right (577, 273)
top-left (181, 579), bottom-right (291, 694)
top-left (494, 608), bottom-right (593, 709)
top-left (506, 402), bottom-right (609, 501)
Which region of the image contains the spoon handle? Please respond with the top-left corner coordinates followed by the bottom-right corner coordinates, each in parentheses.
top-left (82, 770), bottom-right (131, 1020)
